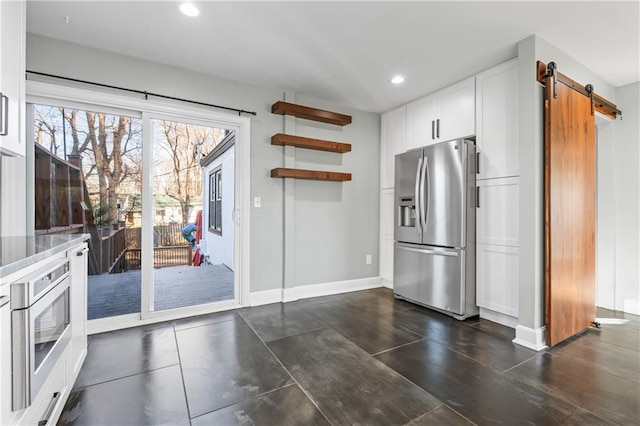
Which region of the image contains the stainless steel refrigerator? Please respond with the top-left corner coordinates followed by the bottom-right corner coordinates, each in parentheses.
top-left (393, 138), bottom-right (478, 320)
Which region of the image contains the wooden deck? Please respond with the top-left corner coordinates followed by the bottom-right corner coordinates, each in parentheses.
top-left (87, 264), bottom-right (234, 320)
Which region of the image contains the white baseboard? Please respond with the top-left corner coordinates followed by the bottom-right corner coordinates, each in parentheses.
top-left (623, 299), bottom-right (640, 315)
top-left (249, 277), bottom-right (384, 305)
top-left (513, 324), bottom-right (547, 351)
top-left (248, 288), bottom-right (283, 307)
top-left (479, 307), bottom-right (518, 328)
top-left (283, 276), bottom-right (383, 302)
top-left (380, 278), bottom-right (393, 289)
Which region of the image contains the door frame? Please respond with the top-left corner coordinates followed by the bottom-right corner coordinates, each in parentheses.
top-left (26, 80), bottom-right (251, 333)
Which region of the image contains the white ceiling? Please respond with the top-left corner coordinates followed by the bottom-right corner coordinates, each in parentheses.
top-left (26, 1), bottom-right (640, 113)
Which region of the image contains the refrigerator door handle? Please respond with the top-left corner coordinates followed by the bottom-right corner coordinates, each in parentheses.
top-left (415, 157), bottom-right (423, 235)
top-left (421, 155), bottom-right (429, 231)
top-left (396, 244), bottom-right (459, 257)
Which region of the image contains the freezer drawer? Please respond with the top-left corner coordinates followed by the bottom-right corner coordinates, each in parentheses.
top-left (393, 242), bottom-right (465, 315)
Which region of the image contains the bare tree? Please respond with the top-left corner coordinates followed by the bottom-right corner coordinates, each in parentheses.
top-left (33, 107), bottom-right (59, 154)
top-left (84, 112), bottom-right (139, 225)
top-left (156, 121), bottom-right (224, 224)
top-left (158, 121), bottom-right (200, 224)
top-left (40, 107), bottom-right (143, 226)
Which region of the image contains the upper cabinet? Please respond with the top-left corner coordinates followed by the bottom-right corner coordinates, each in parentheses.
top-left (0, 0), bottom-right (26, 157)
top-left (475, 59), bottom-right (519, 179)
top-left (380, 105), bottom-right (406, 189)
top-left (439, 77), bottom-right (476, 141)
top-left (406, 77), bottom-right (475, 150)
top-left (406, 94), bottom-right (438, 150)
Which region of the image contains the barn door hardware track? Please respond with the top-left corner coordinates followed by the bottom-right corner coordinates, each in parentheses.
top-left (536, 61), bottom-right (622, 120)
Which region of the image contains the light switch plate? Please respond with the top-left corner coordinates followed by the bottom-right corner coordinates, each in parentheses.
top-left (254, 197), bottom-right (261, 208)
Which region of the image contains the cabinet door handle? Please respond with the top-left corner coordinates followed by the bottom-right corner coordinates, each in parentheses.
top-left (38, 392), bottom-right (60, 426)
top-left (476, 152), bottom-right (480, 174)
top-left (476, 186), bottom-right (480, 208)
top-left (76, 248), bottom-right (89, 256)
top-left (0, 94), bottom-right (8, 136)
top-left (436, 118), bottom-right (440, 138)
top-left (431, 120), bottom-right (435, 140)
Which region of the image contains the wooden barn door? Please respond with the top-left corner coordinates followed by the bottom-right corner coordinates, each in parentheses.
top-left (544, 70), bottom-right (596, 346)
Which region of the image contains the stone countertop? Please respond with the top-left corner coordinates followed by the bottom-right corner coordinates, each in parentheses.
top-left (0, 234), bottom-right (90, 279)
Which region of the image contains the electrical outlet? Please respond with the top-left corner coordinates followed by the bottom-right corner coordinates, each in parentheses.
top-left (254, 197), bottom-right (261, 208)
top-left (366, 254), bottom-right (372, 265)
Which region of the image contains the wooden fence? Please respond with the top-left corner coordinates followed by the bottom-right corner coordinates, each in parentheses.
top-left (88, 228), bottom-right (127, 275)
top-left (124, 245), bottom-right (192, 269)
top-left (125, 223), bottom-right (188, 249)
top-left (88, 224), bottom-right (192, 274)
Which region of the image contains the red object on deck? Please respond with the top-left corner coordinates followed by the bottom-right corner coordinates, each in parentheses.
top-left (192, 210), bottom-right (203, 266)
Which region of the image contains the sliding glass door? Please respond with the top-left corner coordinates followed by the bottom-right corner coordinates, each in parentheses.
top-left (32, 104), bottom-right (143, 321)
top-left (29, 92), bottom-right (246, 330)
top-left (145, 116), bottom-right (235, 315)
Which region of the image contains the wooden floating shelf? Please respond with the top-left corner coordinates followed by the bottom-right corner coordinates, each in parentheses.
top-left (271, 101), bottom-right (352, 126)
top-left (271, 133), bottom-right (351, 153)
top-left (271, 168), bottom-right (352, 182)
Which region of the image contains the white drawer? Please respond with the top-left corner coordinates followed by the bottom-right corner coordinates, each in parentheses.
top-left (15, 351), bottom-right (68, 426)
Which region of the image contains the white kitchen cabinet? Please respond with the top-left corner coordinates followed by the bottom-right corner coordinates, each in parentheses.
top-left (406, 94), bottom-right (438, 150)
top-left (438, 77), bottom-right (476, 142)
top-left (476, 177), bottom-right (519, 247)
top-left (474, 58), bottom-right (520, 326)
top-left (0, 0), bottom-right (26, 157)
top-left (13, 351), bottom-right (69, 426)
top-left (0, 237), bottom-right (88, 426)
top-left (476, 59), bottom-right (519, 179)
top-left (67, 243), bottom-right (88, 379)
top-left (0, 287), bottom-right (10, 426)
top-left (476, 244), bottom-right (519, 318)
top-left (380, 106), bottom-right (406, 189)
top-left (406, 77), bottom-right (475, 150)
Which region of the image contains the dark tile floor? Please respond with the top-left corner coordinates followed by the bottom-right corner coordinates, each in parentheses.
top-left (58, 288), bottom-right (640, 426)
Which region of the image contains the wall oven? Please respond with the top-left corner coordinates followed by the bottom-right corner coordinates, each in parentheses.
top-left (11, 258), bottom-right (71, 411)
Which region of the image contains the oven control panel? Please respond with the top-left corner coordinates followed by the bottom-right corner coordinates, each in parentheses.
top-left (10, 259), bottom-right (70, 310)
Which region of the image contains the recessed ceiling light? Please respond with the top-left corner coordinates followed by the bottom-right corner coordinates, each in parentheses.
top-left (390, 75), bottom-right (405, 85)
top-left (180, 3), bottom-right (199, 17)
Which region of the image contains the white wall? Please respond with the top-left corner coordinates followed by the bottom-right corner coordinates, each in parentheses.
top-left (293, 94), bottom-right (380, 286)
top-left (596, 82), bottom-right (640, 315)
top-left (24, 34), bottom-right (381, 295)
top-left (202, 146), bottom-right (235, 271)
top-left (516, 35), bottom-right (618, 346)
top-left (612, 82), bottom-right (640, 314)
top-left (596, 120), bottom-right (616, 310)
